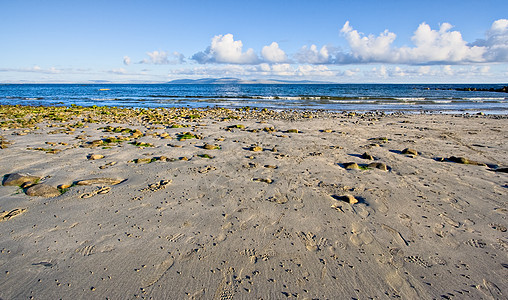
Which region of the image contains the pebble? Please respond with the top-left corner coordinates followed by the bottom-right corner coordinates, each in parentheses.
top-left (88, 154), bottom-right (104, 160)
top-left (402, 148), bottom-right (418, 156)
top-left (361, 152), bottom-right (374, 160)
top-left (344, 162), bottom-right (360, 170)
top-left (367, 162), bottom-right (388, 171)
top-left (203, 144), bottom-right (218, 150)
top-left (251, 146), bottom-right (263, 152)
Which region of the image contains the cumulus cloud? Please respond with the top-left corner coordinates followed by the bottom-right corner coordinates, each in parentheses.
top-left (295, 45), bottom-right (334, 64)
top-left (340, 21), bottom-right (396, 63)
top-left (339, 21), bottom-right (486, 64)
top-left (261, 42), bottom-right (288, 63)
top-left (140, 51), bottom-right (185, 65)
top-left (471, 19), bottom-right (508, 62)
top-left (192, 34), bottom-right (260, 64)
top-left (123, 56), bottom-right (131, 65)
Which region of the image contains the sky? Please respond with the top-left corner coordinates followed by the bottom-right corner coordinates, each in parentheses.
top-left (1, 0), bottom-right (507, 83)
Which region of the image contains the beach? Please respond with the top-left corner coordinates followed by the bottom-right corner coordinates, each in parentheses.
top-left (0, 105), bottom-right (507, 299)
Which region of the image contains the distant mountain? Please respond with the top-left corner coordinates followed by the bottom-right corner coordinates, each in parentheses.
top-left (166, 77), bottom-right (335, 84)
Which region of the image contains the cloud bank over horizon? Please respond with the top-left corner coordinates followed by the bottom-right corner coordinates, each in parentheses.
top-left (130, 19), bottom-right (508, 68)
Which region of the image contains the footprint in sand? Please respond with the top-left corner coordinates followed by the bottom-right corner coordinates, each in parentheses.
top-left (141, 255), bottom-right (175, 288)
top-left (80, 186), bottom-right (111, 198)
top-left (0, 208), bottom-right (27, 221)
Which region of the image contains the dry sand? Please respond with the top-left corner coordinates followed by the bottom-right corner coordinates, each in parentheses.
top-left (0, 106), bottom-right (507, 299)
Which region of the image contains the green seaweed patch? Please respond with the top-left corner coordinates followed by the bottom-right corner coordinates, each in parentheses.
top-left (28, 147), bottom-right (61, 154)
top-left (198, 154), bottom-right (214, 159)
top-left (129, 141), bottom-right (154, 147)
top-left (177, 132), bottom-right (197, 141)
top-left (185, 114), bottom-right (201, 119)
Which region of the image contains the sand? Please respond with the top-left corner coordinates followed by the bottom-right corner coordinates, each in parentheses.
top-left (0, 106), bottom-right (507, 299)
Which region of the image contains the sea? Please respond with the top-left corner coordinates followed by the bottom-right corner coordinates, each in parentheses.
top-left (1, 84), bottom-right (507, 114)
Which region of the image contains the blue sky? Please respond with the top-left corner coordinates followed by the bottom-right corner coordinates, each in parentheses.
top-left (1, 0), bottom-right (507, 83)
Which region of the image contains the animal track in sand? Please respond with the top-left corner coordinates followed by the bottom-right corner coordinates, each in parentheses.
top-left (75, 245), bottom-right (96, 256)
top-left (404, 255), bottom-right (432, 268)
top-left (139, 179), bottom-right (172, 192)
top-left (489, 223), bottom-right (507, 232)
top-left (464, 239), bottom-right (486, 248)
top-left (80, 186), bottom-right (111, 198)
top-left (477, 279), bottom-right (503, 299)
top-left (166, 233), bottom-right (185, 242)
top-left (296, 232), bottom-right (328, 252)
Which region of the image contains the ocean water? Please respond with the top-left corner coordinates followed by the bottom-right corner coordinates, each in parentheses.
top-left (0, 84), bottom-right (507, 113)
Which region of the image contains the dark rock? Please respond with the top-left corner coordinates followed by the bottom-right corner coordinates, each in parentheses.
top-left (3, 173), bottom-right (40, 186)
top-left (25, 184), bottom-right (61, 197)
top-left (368, 162), bottom-right (388, 171)
top-left (402, 148), bottom-right (418, 156)
top-left (361, 152), bottom-right (374, 160)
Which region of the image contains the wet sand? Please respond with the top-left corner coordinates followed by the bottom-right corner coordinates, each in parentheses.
top-left (0, 105), bottom-right (507, 299)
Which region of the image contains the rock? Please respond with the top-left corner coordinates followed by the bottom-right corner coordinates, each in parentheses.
top-left (344, 162), bottom-right (360, 170)
top-left (322, 129), bottom-right (333, 133)
top-left (25, 184), bottom-right (61, 197)
top-left (250, 146), bottom-right (263, 152)
top-left (361, 152), bottom-right (374, 160)
top-left (287, 129), bottom-right (299, 133)
top-left (2, 173), bottom-right (40, 186)
top-left (368, 162), bottom-right (388, 171)
top-left (203, 144), bottom-right (218, 150)
top-left (336, 194), bottom-right (358, 204)
top-left (134, 158), bottom-right (153, 164)
top-left (75, 178), bottom-right (123, 185)
top-left (494, 167), bottom-right (508, 173)
top-left (253, 178), bottom-right (273, 184)
top-left (88, 154), bottom-right (104, 160)
top-left (58, 184), bottom-right (72, 189)
top-left (402, 148), bottom-right (418, 156)
top-left (448, 156), bottom-right (486, 166)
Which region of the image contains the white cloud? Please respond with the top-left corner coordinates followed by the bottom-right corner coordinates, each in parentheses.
top-left (295, 45), bottom-right (333, 64)
top-left (140, 51), bottom-right (185, 65)
top-left (261, 42), bottom-right (288, 63)
top-left (123, 56), bottom-right (131, 65)
top-left (109, 68), bottom-right (128, 75)
top-left (472, 19), bottom-right (508, 62)
top-left (339, 21), bottom-right (486, 65)
top-left (341, 21), bottom-right (396, 63)
top-left (192, 34), bottom-right (260, 64)
top-left (296, 65), bottom-right (335, 77)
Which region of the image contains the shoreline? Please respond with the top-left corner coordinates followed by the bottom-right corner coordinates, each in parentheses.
top-left (1, 105), bottom-right (507, 299)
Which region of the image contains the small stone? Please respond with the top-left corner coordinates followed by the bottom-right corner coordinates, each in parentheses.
top-left (2, 173), bottom-right (40, 186)
top-left (88, 154), bottom-right (104, 160)
top-left (251, 146), bottom-right (263, 152)
top-left (134, 158), bottom-right (152, 164)
top-left (368, 162), bottom-right (388, 171)
top-left (75, 178), bottom-right (123, 185)
top-left (264, 165), bottom-right (278, 169)
top-left (361, 152), bottom-right (374, 160)
top-left (180, 156), bottom-right (189, 161)
top-left (287, 129), bottom-right (299, 133)
top-left (322, 129), bottom-right (333, 133)
top-left (25, 184), bottom-right (61, 197)
top-left (58, 184), bottom-right (72, 189)
top-left (336, 194), bottom-right (358, 204)
top-left (344, 162), bottom-right (360, 170)
top-left (448, 156), bottom-right (485, 166)
top-left (203, 144), bottom-right (218, 150)
top-left (253, 178), bottom-right (273, 184)
top-left (402, 148), bottom-right (418, 156)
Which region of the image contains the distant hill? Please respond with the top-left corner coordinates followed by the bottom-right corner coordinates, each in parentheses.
top-left (166, 78), bottom-right (335, 84)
